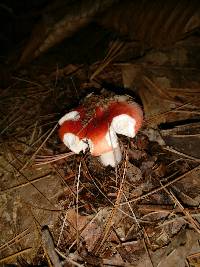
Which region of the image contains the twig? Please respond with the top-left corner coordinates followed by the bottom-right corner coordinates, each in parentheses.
top-left (90, 40), bottom-right (124, 81)
top-left (168, 190), bottom-right (200, 234)
top-left (22, 201), bottom-right (63, 212)
top-left (142, 228), bottom-right (154, 267)
top-left (4, 158), bottom-right (55, 207)
top-left (122, 192), bottom-right (140, 229)
top-left (120, 165), bottom-right (200, 206)
top-left (0, 247), bottom-right (32, 264)
top-left (57, 202), bottom-right (72, 247)
top-left (55, 248), bottom-right (84, 267)
top-left (163, 147), bottom-right (200, 162)
top-left (93, 154), bottom-right (128, 255)
top-left (156, 213), bottom-right (200, 229)
top-left (138, 204), bottom-right (200, 214)
top-left (0, 172), bottom-right (52, 194)
top-left (76, 161), bottom-right (82, 250)
top-left (35, 152), bottom-right (74, 165)
top-left (0, 228), bottom-right (30, 252)
top-left (0, 115), bottom-right (23, 135)
top-left (12, 76), bottom-right (44, 88)
top-left (20, 123), bottom-right (58, 171)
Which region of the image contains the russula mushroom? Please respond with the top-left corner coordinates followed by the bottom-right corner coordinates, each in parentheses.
top-left (58, 107), bottom-right (88, 154)
top-left (58, 94), bottom-right (143, 167)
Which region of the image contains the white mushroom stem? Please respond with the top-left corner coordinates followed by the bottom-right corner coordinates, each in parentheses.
top-left (99, 145), bottom-right (122, 167)
top-left (100, 128), bottom-right (121, 167)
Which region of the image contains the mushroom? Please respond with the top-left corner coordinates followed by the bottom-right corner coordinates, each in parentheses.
top-left (58, 95), bottom-right (143, 167)
top-left (58, 107), bottom-right (88, 154)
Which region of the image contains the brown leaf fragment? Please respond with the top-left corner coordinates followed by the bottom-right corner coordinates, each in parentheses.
top-left (117, 245), bottom-right (137, 264)
top-left (157, 229), bottom-right (200, 267)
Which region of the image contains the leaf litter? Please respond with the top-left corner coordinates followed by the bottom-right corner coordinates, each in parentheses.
top-left (0, 45), bottom-right (200, 266)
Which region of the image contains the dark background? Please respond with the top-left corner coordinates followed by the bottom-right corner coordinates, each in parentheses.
top-left (0, 0), bottom-right (49, 59)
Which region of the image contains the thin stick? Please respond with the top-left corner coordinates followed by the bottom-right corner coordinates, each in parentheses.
top-left (93, 155), bottom-right (127, 255)
top-left (22, 201), bottom-right (63, 212)
top-left (0, 172), bottom-right (52, 194)
top-left (12, 76), bottom-right (44, 88)
top-left (0, 248), bottom-right (32, 264)
top-left (76, 161), bottom-right (82, 250)
top-left (120, 165), bottom-right (200, 206)
top-left (168, 190), bottom-right (200, 234)
top-left (57, 202), bottom-right (72, 247)
top-left (0, 115), bottom-right (23, 135)
top-left (35, 152), bottom-right (74, 165)
top-left (142, 228), bottom-right (155, 267)
top-left (170, 133), bottom-right (200, 137)
top-left (20, 123), bottom-right (58, 171)
top-left (123, 193), bottom-right (140, 229)
top-left (0, 228), bottom-right (30, 252)
top-left (55, 248), bottom-right (84, 267)
top-left (156, 213), bottom-right (200, 228)
top-left (90, 41), bottom-right (124, 81)
top-left (146, 102), bottom-right (192, 124)
top-left (5, 159), bottom-right (55, 207)
top-left (70, 76), bottom-right (79, 100)
top-left (164, 147), bottom-right (200, 162)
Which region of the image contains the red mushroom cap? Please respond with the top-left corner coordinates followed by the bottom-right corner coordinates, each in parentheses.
top-left (58, 107), bottom-right (88, 153)
top-left (59, 120), bottom-right (84, 141)
top-left (85, 107), bottom-right (115, 155)
top-left (85, 106), bottom-right (122, 167)
top-left (108, 100), bottom-right (143, 138)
